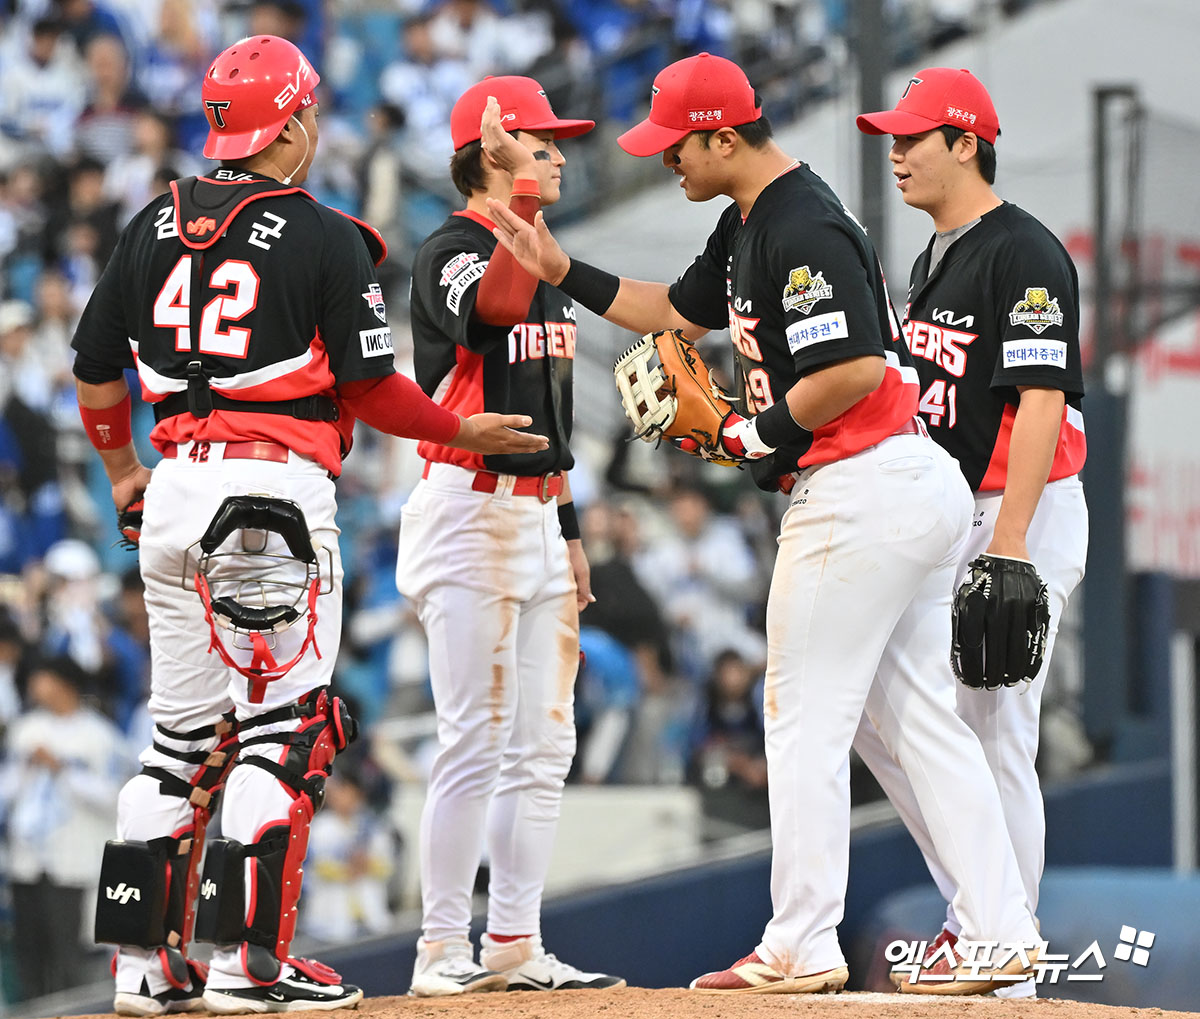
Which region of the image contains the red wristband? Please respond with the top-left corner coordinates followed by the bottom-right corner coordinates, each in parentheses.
top-left (511, 177), bottom-right (541, 199)
top-left (79, 392), bottom-right (133, 450)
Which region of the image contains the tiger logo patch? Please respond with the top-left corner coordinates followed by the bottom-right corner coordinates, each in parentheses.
top-left (782, 265), bottom-right (834, 315)
top-left (1009, 287), bottom-right (1064, 335)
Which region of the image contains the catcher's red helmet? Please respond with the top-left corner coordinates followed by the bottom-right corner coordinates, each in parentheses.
top-left (201, 35), bottom-right (320, 160)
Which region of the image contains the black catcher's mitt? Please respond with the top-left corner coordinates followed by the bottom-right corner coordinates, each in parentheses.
top-left (116, 499), bottom-right (144, 551)
top-left (951, 554), bottom-right (1051, 690)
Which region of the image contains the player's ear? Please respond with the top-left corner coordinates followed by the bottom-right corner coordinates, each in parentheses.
top-left (715, 126), bottom-right (740, 155)
top-left (956, 132), bottom-right (979, 164)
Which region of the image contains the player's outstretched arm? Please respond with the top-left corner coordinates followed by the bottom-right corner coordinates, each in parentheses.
top-left (341, 374), bottom-right (547, 454)
top-left (451, 413), bottom-right (549, 454)
top-left (486, 200), bottom-right (702, 339)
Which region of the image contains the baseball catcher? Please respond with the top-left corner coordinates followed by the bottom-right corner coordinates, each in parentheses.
top-left (614, 329), bottom-right (773, 465)
top-left (951, 554), bottom-right (1051, 690)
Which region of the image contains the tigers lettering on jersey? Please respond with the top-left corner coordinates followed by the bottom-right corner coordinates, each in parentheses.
top-left (904, 317), bottom-right (978, 377)
top-left (409, 211), bottom-right (575, 476)
top-left (508, 321), bottom-right (577, 363)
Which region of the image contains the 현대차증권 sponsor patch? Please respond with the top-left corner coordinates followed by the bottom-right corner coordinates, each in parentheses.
top-left (1002, 339), bottom-right (1066, 369)
top-left (786, 310), bottom-right (848, 353)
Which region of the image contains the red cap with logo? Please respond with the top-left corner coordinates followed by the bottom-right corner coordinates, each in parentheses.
top-left (450, 75), bottom-right (595, 151)
top-left (856, 67), bottom-right (999, 144)
top-left (618, 53), bottom-right (761, 157)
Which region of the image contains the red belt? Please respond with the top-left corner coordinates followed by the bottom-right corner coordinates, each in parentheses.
top-left (161, 440), bottom-right (291, 463)
top-left (422, 462), bottom-right (564, 502)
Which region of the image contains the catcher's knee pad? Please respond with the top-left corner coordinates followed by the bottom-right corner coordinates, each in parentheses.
top-left (195, 688), bottom-right (355, 975)
top-left (98, 716), bottom-right (237, 955)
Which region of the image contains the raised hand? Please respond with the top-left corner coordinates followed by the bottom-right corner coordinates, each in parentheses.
top-left (451, 413), bottom-right (549, 454)
top-left (487, 202), bottom-right (570, 285)
top-left (480, 95), bottom-right (537, 178)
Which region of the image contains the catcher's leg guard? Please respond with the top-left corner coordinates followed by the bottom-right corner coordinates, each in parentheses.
top-left (196, 688), bottom-right (356, 984)
top-left (99, 717), bottom-right (237, 980)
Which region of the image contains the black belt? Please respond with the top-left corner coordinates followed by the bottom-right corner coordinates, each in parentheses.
top-left (153, 388), bottom-right (338, 423)
top-left (152, 361), bottom-right (338, 423)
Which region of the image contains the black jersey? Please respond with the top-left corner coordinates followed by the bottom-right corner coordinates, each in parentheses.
top-left (668, 164), bottom-right (917, 490)
top-left (71, 169), bottom-right (395, 474)
top-left (409, 210), bottom-right (575, 475)
top-left (903, 202), bottom-right (1086, 492)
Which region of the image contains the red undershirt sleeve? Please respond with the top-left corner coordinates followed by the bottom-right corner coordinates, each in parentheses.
top-left (473, 178), bottom-right (541, 327)
top-left (339, 374), bottom-right (461, 444)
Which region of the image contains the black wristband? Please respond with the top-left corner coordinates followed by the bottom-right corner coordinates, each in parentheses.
top-left (557, 259), bottom-right (620, 316)
top-left (557, 501), bottom-right (581, 541)
top-left (755, 398), bottom-right (810, 448)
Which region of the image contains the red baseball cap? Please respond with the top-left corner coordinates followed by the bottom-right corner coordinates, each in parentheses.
top-left (618, 53), bottom-right (762, 157)
top-left (450, 75), bottom-right (594, 151)
top-left (856, 67), bottom-right (999, 144)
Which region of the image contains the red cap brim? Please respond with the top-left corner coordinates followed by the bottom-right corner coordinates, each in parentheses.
top-left (519, 117), bottom-right (596, 141)
top-left (544, 118), bottom-right (595, 139)
top-left (855, 110), bottom-right (946, 138)
top-left (617, 118), bottom-right (691, 157)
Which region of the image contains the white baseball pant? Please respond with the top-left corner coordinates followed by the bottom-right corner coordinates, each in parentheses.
top-left (114, 442), bottom-right (343, 995)
top-left (396, 462), bottom-right (578, 941)
top-left (852, 474), bottom-right (1088, 930)
top-left (754, 432), bottom-right (1038, 977)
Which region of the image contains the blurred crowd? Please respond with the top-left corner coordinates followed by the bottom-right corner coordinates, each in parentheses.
top-left (0, 0), bottom-right (1060, 1004)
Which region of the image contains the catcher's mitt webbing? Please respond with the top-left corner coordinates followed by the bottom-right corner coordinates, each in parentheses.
top-left (951, 554), bottom-right (1050, 690)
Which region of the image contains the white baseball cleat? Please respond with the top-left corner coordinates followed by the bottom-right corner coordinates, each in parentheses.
top-left (480, 933), bottom-right (626, 990)
top-left (409, 936), bottom-right (508, 997)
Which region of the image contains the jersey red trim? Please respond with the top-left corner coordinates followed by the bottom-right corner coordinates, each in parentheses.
top-left (977, 403), bottom-right (1087, 492)
top-left (417, 345), bottom-right (486, 469)
top-left (453, 209), bottom-right (496, 231)
top-left (795, 361), bottom-right (918, 468)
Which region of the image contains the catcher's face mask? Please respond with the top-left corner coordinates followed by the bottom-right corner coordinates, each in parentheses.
top-left (186, 495), bottom-right (332, 703)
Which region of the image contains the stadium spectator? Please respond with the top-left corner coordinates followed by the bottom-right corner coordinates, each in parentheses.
top-left (301, 769), bottom-right (396, 942)
top-left (74, 33), bottom-right (147, 164)
top-left (0, 18), bottom-right (87, 159)
top-left (0, 654), bottom-right (130, 999)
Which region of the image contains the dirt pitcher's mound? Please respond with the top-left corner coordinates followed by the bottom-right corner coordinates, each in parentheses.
top-left (67, 989), bottom-right (1198, 1019)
